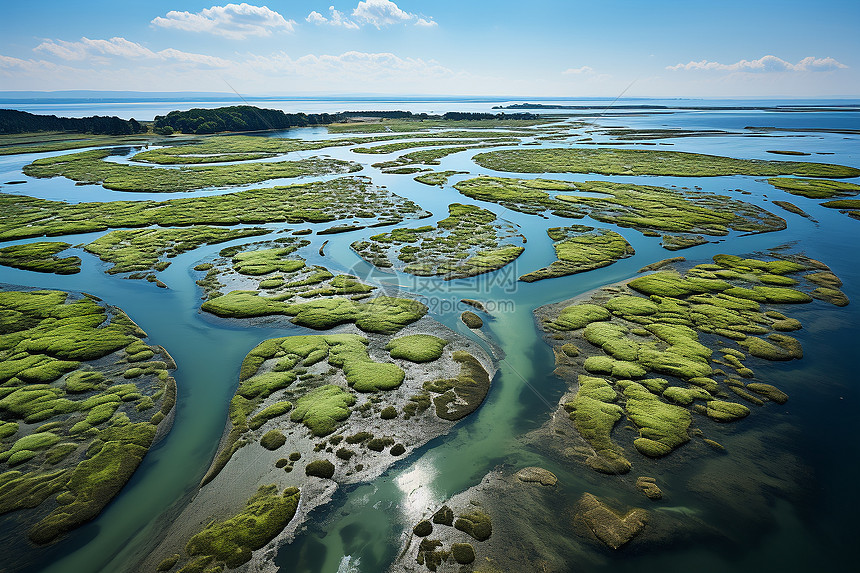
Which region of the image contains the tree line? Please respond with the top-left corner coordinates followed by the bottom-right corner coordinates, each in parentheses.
top-left (0, 106), bottom-right (541, 137)
top-left (0, 109), bottom-right (146, 135)
top-left (153, 106), bottom-right (540, 135)
top-left (152, 106), bottom-right (342, 135)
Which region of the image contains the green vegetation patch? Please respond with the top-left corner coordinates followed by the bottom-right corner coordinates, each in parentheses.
top-left (259, 430), bottom-right (286, 450)
top-left (248, 401), bottom-right (293, 431)
top-left (473, 148), bottom-right (860, 178)
top-left (0, 432), bottom-right (61, 464)
top-left (821, 199), bottom-right (860, 210)
top-left (208, 331), bottom-right (413, 478)
top-left (131, 135), bottom-right (354, 164)
top-left (456, 176), bottom-right (786, 239)
top-left (23, 148), bottom-right (358, 193)
top-left (555, 180), bottom-right (786, 236)
top-left (0, 290), bottom-right (174, 546)
top-left (85, 227), bottom-right (268, 275)
top-left (413, 519), bottom-right (433, 537)
top-left (0, 469), bottom-right (71, 516)
top-left (454, 176), bottom-right (581, 217)
top-left (29, 423), bottom-right (157, 544)
top-left (328, 117), bottom-right (547, 133)
top-left (202, 292), bottom-right (427, 335)
top-left (454, 509), bottom-right (493, 541)
top-left (290, 385), bottom-right (356, 437)
top-left (548, 304), bottom-right (611, 331)
top-left (629, 271), bottom-right (730, 297)
top-left (0, 177), bottom-right (427, 243)
top-left (372, 142), bottom-right (518, 171)
top-left (622, 382), bottom-right (691, 458)
top-left (305, 459), bottom-right (335, 479)
top-left (452, 542), bottom-right (476, 564)
top-left (0, 132), bottom-right (149, 156)
top-left (746, 382), bottom-right (789, 404)
top-left (195, 240), bottom-right (352, 300)
top-left (353, 138), bottom-right (517, 154)
top-left (705, 400), bottom-right (751, 422)
top-left (351, 203), bottom-right (524, 280)
top-left (414, 170), bottom-right (466, 187)
top-left (520, 225), bottom-right (634, 282)
top-left (538, 252), bottom-right (833, 470)
top-left (0, 242), bottom-right (80, 275)
top-left (428, 351), bottom-right (492, 421)
top-left (768, 177), bottom-right (860, 199)
top-left (231, 246), bottom-right (307, 276)
top-left (564, 375), bottom-right (630, 474)
top-left (605, 295), bottom-right (658, 317)
top-left (661, 234), bottom-right (708, 251)
top-left (184, 485), bottom-right (300, 569)
top-left (461, 311), bottom-right (484, 329)
top-left (386, 334), bottom-right (448, 363)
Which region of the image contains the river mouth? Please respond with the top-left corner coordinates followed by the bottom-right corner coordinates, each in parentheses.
top-left (0, 99), bottom-right (857, 573)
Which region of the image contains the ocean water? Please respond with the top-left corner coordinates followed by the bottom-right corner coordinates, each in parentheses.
top-left (0, 97), bottom-right (857, 573)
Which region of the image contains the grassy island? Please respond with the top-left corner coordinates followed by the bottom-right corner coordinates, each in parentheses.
top-left (0, 177), bottom-right (427, 242)
top-left (351, 203), bottom-right (524, 279)
top-left (537, 252), bottom-right (848, 474)
top-left (455, 176), bottom-right (786, 240)
top-left (520, 225), bottom-right (634, 282)
top-left (0, 289), bottom-right (176, 545)
top-left (0, 242), bottom-right (81, 275)
top-left (473, 148), bottom-right (860, 178)
top-left (23, 148), bottom-right (360, 193)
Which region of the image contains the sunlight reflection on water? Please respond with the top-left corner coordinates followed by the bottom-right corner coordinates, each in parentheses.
top-left (395, 458), bottom-right (440, 523)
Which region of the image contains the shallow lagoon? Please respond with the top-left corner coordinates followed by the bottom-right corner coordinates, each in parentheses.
top-left (0, 99), bottom-right (858, 573)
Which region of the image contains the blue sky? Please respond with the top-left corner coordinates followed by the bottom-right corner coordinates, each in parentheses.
top-left (1, 0), bottom-right (858, 97)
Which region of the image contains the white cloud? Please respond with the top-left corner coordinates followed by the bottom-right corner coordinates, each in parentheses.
top-left (305, 6), bottom-right (360, 29)
top-left (563, 66), bottom-right (594, 75)
top-left (34, 37), bottom-right (231, 68)
top-left (157, 48), bottom-right (232, 67)
top-left (306, 11), bottom-right (328, 25)
top-left (36, 37), bottom-right (155, 61)
top-left (668, 55), bottom-right (848, 73)
top-left (151, 3), bottom-right (295, 40)
top-left (307, 1), bottom-right (435, 29)
top-left (0, 54), bottom-right (62, 74)
top-left (352, 0), bottom-right (412, 27)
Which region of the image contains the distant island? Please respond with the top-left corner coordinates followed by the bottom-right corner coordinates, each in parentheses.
top-left (495, 102), bottom-right (860, 111)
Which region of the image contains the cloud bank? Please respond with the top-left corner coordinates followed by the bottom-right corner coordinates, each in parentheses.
top-left (668, 55), bottom-right (847, 73)
top-left (35, 37), bottom-right (231, 67)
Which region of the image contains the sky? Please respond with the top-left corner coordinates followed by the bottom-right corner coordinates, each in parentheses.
top-left (1, 0), bottom-right (859, 98)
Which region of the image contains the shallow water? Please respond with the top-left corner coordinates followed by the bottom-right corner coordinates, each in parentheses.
top-left (0, 99), bottom-right (858, 573)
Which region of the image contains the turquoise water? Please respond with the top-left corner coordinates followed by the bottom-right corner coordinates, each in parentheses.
top-left (0, 99), bottom-right (858, 572)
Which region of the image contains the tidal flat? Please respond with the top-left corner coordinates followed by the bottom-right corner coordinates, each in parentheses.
top-left (0, 101), bottom-right (857, 573)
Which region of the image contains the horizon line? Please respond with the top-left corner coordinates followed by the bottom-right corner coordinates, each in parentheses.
top-left (1, 91), bottom-right (860, 101)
